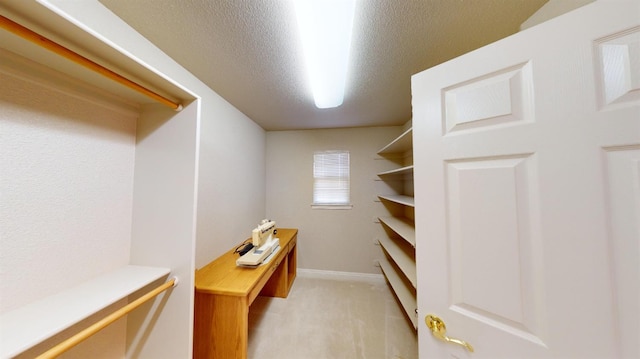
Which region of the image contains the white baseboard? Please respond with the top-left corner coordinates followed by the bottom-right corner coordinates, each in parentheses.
top-left (297, 268), bottom-right (385, 284)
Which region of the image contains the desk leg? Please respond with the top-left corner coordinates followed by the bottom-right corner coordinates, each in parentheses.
top-left (194, 293), bottom-right (248, 359)
top-left (261, 241), bottom-right (297, 298)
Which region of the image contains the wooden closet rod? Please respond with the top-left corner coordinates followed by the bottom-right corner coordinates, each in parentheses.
top-left (35, 277), bottom-right (178, 359)
top-left (0, 14), bottom-right (182, 111)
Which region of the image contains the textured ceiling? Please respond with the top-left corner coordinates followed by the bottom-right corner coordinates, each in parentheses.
top-left (99, 0), bottom-right (548, 130)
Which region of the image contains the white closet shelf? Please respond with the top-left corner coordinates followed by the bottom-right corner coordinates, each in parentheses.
top-left (378, 256), bottom-right (417, 330)
top-left (377, 127), bottom-right (413, 155)
top-left (375, 121), bottom-right (416, 334)
top-left (0, 265), bottom-right (171, 358)
top-left (377, 165), bottom-right (414, 177)
top-left (379, 216), bottom-right (416, 247)
top-left (378, 195), bottom-right (415, 208)
top-left (378, 236), bottom-right (416, 288)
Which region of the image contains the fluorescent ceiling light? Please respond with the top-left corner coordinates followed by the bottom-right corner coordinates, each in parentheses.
top-left (294, 0), bottom-right (356, 109)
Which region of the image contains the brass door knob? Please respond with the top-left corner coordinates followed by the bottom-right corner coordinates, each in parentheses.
top-left (425, 314), bottom-right (474, 353)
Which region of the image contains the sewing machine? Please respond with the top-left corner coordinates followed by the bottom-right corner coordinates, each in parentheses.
top-left (236, 219), bottom-right (280, 267)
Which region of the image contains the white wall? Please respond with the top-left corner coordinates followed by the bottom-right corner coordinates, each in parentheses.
top-left (0, 61), bottom-right (136, 358)
top-left (520, 0), bottom-right (595, 30)
top-left (266, 126), bottom-right (403, 274)
top-left (195, 96), bottom-right (266, 268)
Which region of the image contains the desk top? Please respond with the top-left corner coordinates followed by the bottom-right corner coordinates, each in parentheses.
top-left (195, 228), bottom-right (297, 296)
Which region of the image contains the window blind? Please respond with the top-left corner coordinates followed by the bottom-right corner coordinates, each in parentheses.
top-left (313, 151), bottom-right (350, 205)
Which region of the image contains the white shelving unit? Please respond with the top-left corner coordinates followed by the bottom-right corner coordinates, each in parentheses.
top-left (0, 266), bottom-right (171, 358)
top-left (375, 125), bottom-right (417, 330)
top-left (377, 165), bottom-right (414, 177)
top-left (379, 216), bottom-right (416, 247)
top-left (1, 3), bottom-right (199, 357)
top-left (379, 255), bottom-right (417, 329)
top-left (378, 194), bottom-right (415, 208)
top-left (378, 127), bottom-right (413, 155)
top-left (378, 236), bottom-right (416, 288)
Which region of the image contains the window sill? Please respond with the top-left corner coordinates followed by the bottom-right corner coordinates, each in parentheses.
top-left (311, 204), bottom-right (353, 210)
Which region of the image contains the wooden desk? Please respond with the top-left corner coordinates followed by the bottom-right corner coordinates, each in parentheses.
top-left (193, 228), bottom-right (298, 359)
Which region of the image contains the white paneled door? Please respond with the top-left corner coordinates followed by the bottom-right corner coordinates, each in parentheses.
top-left (412, 1), bottom-right (639, 358)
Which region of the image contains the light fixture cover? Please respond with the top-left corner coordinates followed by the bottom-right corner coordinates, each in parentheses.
top-left (294, 0), bottom-right (356, 109)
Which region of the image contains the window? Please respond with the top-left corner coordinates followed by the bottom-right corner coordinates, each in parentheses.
top-left (312, 150), bottom-right (351, 208)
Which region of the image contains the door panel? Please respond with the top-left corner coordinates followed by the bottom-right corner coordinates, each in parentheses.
top-left (443, 62), bottom-right (534, 134)
top-left (603, 146), bottom-right (640, 359)
top-left (446, 154), bottom-right (546, 347)
top-left (595, 28), bottom-right (640, 108)
top-left (412, 1), bottom-right (639, 357)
